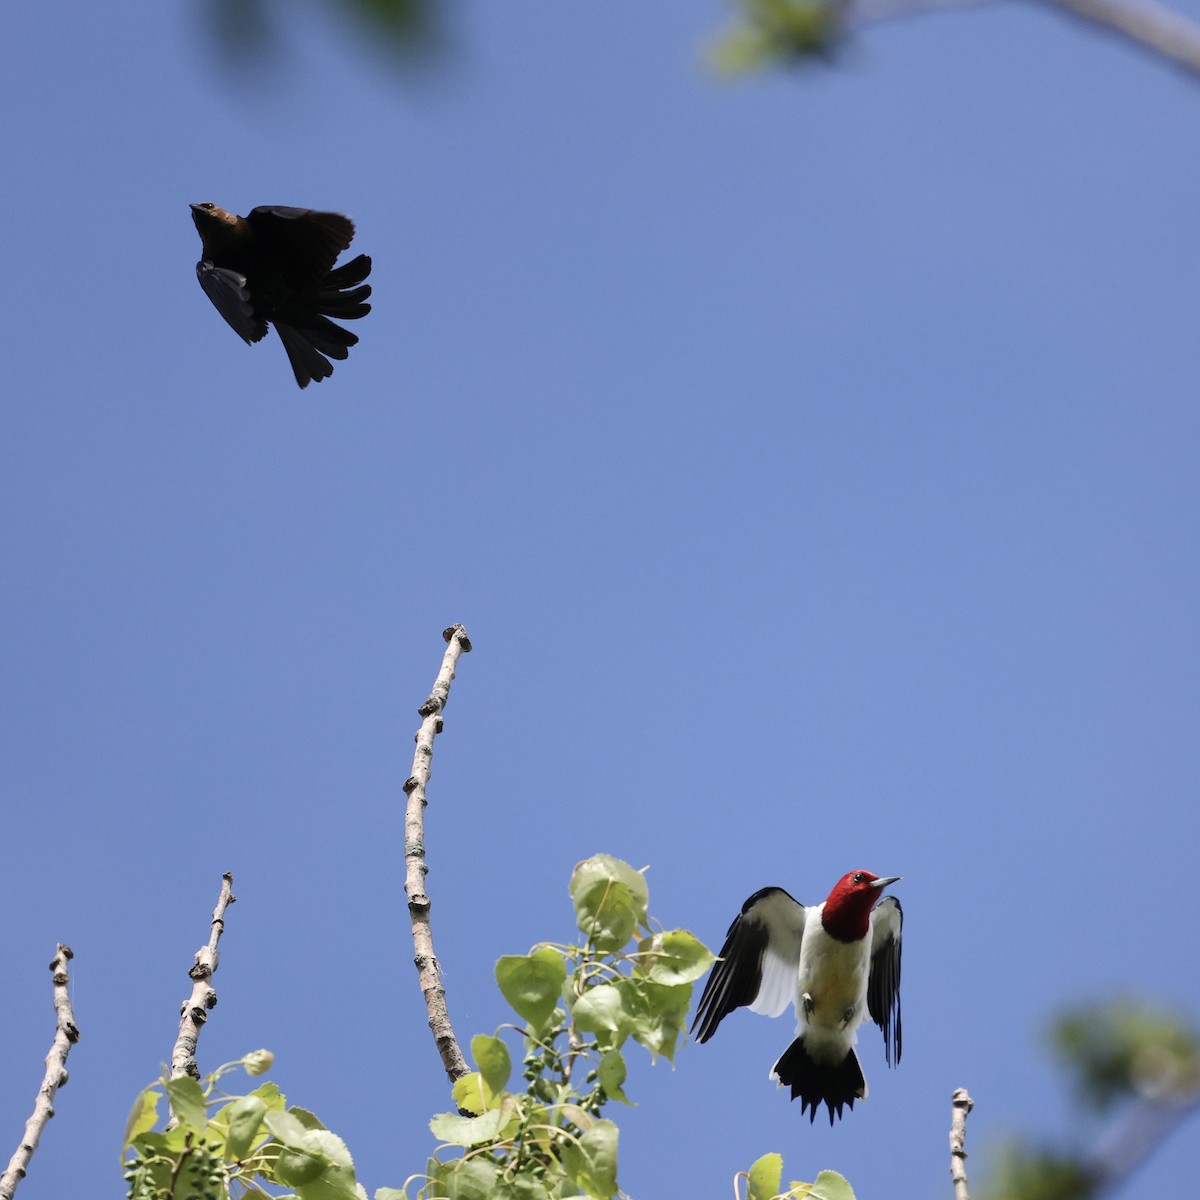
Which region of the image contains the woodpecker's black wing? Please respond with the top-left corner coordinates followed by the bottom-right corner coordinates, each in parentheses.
top-left (866, 895), bottom-right (903, 1067)
top-left (691, 887), bottom-right (807, 1043)
top-left (195, 262), bottom-right (266, 344)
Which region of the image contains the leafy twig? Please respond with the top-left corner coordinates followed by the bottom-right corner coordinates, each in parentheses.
top-left (170, 873), bottom-right (236, 1087)
top-left (950, 1087), bottom-right (974, 1200)
top-left (404, 624), bottom-right (473, 1085)
top-left (0, 945), bottom-right (80, 1200)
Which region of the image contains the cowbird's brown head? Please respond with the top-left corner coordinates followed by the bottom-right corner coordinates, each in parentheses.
top-left (190, 202), bottom-right (239, 234)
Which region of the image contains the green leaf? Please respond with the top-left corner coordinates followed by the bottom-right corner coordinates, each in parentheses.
top-left (423, 1155), bottom-right (447, 1192)
top-left (597, 1049), bottom-right (631, 1105)
top-left (471, 1033), bottom-right (512, 1094)
top-left (569, 856), bottom-right (648, 951)
top-left (637, 930), bottom-right (714, 985)
top-left (429, 1102), bottom-right (514, 1147)
top-left (250, 1080), bottom-right (287, 1111)
top-left (559, 1118), bottom-right (619, 1199)
top-left (123, 1088), bottom-right (161, 1147)
top-left (808, 1169), bottom-right (857, 1200)
top-left (130, 1127), bottom-right (191, 1157)
top-left (441, 1155), bottom-right (503, 1200)
top-left (264, 1108), bottom-right (313, 1149)
top-left (622, 979), bottom-right (691, 1062)
top-left (225, 1095), bottom-right (268, 1160)
top-left (496, 948), bottom-right (567, 1026)
top-left (290, 1106), bottom-right (328, 1131)
top-left (292, 1129), bottom-right (358, 1200)
top-left (748, 1153), bottom-right (783, 1200)
top-left (276, 1142), bottom-right (326, 1187)
top-left (374, 1190), bottom-right (409, 1200)
top-left (571, 984), bottom-right (626, 1034)
top-left (451, 1071), bottom-right (496, 1116)
top-left (165, 1076), bottom-right (208, 1131)
top-left (558, 1102), bottom-right (597, 1133)
top-left (500, 1177), bottom-right (553, 1200)
top-left (267, 1124), bottom-right (357, 1199)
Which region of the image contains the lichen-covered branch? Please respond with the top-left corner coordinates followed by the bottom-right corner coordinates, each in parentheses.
top-left (403, 624), bottom-right (473, 1085)
top-left (0, 945), bottom-right (80, 1200)
top-left (950, 1087), bottom-right (974, 1200)
top-left (170, 873), bottom-right (236, 1087)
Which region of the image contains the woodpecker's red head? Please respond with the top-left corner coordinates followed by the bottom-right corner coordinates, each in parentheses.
top-left (820, 870), bottom-right (901, 942)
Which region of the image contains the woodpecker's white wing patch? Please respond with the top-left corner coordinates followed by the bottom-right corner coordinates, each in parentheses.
top-left (690, 887), bottom-right (806, 1043)
top-left (746, 890), bottom-right (807, 1017)
top-left (867, 895), bottom-right (903, 1067)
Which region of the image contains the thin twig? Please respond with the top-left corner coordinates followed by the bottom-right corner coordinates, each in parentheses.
top-left (404, 624), bottom-right (473, 1085)
top-left (1036, 0), bottom-right (1200, 76)
top-left (950, 1087), bottom-right (974, 1200)
top-left (848, 0), bottom-right (1200, 78)
top-left (1083, 1089), bottom-right (1200, 1196)
top-left (170, 873), bottom-right (236, 1089)
top-left (0, 945), bottom-right (81, 1200)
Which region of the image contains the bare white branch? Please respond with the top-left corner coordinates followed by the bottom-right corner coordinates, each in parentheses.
top-left (404, 624), bottom-right (473, 1085)
top-left (950, 1087), bottom-right (975, 1200)
top-left (170, 873), bottom-right (236, 1090)
top-left (0, 945), bottom-right (80, 1200)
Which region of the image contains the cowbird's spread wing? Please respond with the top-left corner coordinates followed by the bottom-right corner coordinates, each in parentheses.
top-left (196, 261), bottom-right (267, 344)
top-left (191, 202), bottom-right (369, 387)
top-left (246, 207), bottom-right (355, 289)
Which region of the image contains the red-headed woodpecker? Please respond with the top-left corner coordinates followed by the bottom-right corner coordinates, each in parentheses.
top-left (691, 870), bottom-right (902, 1124)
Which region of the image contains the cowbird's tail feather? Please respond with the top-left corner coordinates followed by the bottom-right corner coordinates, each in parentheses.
top-left (275, 255), bottom-right (373, 388)
top-left (318, 255), bottom-right (373, 319)
top-left (275, 322), bottom-right (334, 389)
top-left (304, 315), bottom-right (358, 357)
top-left (323, 254), bottom-right (371, 289)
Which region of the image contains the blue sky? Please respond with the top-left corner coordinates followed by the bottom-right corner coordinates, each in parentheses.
top-left (2, 2), bottom-right (1199, 1197)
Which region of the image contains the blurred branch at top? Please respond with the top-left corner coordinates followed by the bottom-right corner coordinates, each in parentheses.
top-left (198, 0), bottom-right (1200, 86)
top-left (199, 0), bottom-right (444, 74)
top-left (981, 998), bottom-right (1200, 1200)
top-left (710, 0), bottom-right (1200, 79)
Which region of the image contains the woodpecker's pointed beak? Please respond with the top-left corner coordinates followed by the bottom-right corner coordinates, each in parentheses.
top-left (870, 875), bottom-right (902, 890)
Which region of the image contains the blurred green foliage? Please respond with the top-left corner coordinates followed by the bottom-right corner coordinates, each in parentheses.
top-left (709, 0), bottom-right (842, 73)
top-left (200, 0), bottom-right (439, 70)
top-left (981, 999), bottom-right (1200, 1200)
top-left (1052, 999), bottom-right (1200, 1111)
top-left (982, 1145), bottom-right (1099, 1200)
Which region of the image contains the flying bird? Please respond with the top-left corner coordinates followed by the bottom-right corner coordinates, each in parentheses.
top-left (190, 203), bottom-right (372, 388)
top-left (691, 870), bottom-right (902, 1124)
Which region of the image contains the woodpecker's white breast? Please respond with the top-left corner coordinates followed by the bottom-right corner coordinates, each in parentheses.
top-left (794, 905), bottom-right (872, 1049)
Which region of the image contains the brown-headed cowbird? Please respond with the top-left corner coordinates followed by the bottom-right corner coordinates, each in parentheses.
top-left (190, 203), bottom-right (372, 388)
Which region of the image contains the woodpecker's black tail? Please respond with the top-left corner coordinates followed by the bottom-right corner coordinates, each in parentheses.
top-left (771, 1038), bottom-right (867, 1125)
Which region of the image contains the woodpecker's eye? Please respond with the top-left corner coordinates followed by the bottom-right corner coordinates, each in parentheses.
top-left (852, 872), bottom-right (866, 884)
